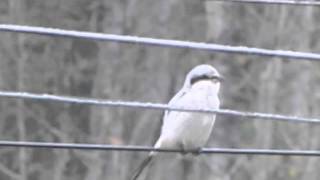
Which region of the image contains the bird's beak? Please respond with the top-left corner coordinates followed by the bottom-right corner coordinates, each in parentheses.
top-left (217, 75), bottom-right (224, 82)
top-left (213, 75), bottom-right (224, 82)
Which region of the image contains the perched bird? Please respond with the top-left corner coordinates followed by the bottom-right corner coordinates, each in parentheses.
top-left (130, 64), bottom-right (223, 180)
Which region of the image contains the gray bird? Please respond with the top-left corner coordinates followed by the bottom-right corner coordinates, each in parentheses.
top-left (130, 64), bottom-right (222, 180)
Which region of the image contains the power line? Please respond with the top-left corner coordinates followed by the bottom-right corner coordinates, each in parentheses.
top-left (0, 24), bottom-right (320, 61)
top-left (0, 140), bottom-right (319, 156)
top-left (210, 0), bottom-right (320, 6)
top-left (0, 91), bottom-right (319, 124)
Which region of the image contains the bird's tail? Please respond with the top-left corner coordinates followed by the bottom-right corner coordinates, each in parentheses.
top-left (130, 154), bottom-right (154, 180)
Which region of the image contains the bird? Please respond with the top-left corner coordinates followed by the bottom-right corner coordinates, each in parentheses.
top-left (130, 64), bottom-right (223, 180)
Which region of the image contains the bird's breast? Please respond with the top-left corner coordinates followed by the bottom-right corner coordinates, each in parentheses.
top-left (189, 82), bottom-right (219, 109)
top-left (160, 82), bottom-right (220, 150)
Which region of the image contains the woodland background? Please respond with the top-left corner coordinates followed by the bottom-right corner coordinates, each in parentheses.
top-left (0, 0), bottom-right (319, 180)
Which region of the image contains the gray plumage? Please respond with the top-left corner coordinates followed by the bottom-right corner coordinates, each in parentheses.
top-left (130, 64), bottom-right (222, 180)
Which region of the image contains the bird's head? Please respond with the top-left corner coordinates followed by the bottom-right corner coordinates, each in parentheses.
top-left (183, 64), bottom-right (223, 92)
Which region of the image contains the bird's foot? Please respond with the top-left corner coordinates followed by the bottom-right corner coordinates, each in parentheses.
top-left (180, 149), bottom-right (189, 155)
top-left (190, 148), bottom-right (202, 156)
top-left (180, 148), bottom-right (202, 155)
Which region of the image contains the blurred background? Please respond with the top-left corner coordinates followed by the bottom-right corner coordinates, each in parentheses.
top-left (0, 0), bottom-right (320, 179)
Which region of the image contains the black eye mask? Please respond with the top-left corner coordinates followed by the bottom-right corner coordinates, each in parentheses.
top-left (190, 74), bottom-right (222, 85)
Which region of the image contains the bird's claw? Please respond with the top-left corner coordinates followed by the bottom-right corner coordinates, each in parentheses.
top-left (191, 148), bottom-right (202, 155)
top-left (180, 148), bottom-right (202, 155)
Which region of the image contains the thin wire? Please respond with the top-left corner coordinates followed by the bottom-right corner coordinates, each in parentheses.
top-left (0, 140), bottom-right (319, 156)
top-left (0, 91), bottom-right (319, 124)
top-left (0, 24), bottom-right (320, 61)
top-left (211, 0), bottom-right (320, 6)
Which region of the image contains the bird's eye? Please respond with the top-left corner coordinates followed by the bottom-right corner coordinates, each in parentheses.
top-left (190, 74), bottom-right (222, 85)
top-left (191, 75), bottom-right (207, 84)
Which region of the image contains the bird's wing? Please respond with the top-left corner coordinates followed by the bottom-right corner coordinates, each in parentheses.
top-left (163, 88), bottom-right (187, 121)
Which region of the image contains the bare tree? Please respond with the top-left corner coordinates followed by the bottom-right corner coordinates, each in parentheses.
top-left (0, 0), bottom-right (319, 180)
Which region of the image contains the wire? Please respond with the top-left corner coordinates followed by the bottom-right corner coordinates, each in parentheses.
top-left (0, 140), bottom-right (319, 156)
top-left (0, 91), bottom-right (319, 124)
top-left (210, 0), bottom-right (320, 6)
top-left (0, 24), bottom-right (320, 61)
top-left (0, 24), bottom-right (319, 158)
